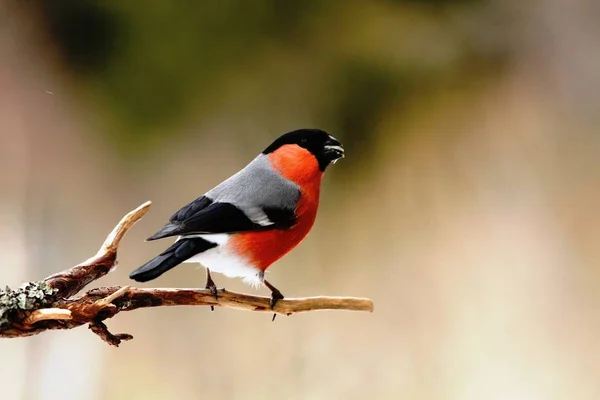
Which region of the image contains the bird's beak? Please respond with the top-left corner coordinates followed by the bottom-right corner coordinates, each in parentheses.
top-left (324, 136), bottom-right (345, 163)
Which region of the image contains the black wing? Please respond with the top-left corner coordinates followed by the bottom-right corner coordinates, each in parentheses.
top-left (146, 196), bottom-right (296, 241)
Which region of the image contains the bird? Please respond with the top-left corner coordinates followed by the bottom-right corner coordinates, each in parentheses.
top-left (129, 129), bottom-right (344, 317)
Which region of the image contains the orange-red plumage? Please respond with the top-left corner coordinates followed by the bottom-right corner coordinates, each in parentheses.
top-left (229, 144), bottom-right (323, 270)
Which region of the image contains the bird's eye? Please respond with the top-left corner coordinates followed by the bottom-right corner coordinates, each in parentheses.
top-left (301, 138), bottom-right (308, 144)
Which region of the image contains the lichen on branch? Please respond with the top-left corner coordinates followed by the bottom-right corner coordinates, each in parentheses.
top-left (0, 282), bottom-right (58, 328)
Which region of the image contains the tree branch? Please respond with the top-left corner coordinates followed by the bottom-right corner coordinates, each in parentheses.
top-left (0, 202), bottom-right (374, 347)
top-left (43, 201), bottom-right (152, 298)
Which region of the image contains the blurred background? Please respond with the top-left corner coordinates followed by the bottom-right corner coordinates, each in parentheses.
top-left (1, 0), bottom-right (600, 399)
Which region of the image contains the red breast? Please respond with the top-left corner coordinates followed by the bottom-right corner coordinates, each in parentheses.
top-left (228, 144), bottom-right (323, 269)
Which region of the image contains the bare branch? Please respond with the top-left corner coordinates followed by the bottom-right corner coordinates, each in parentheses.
top-left (94, 286), bottom-right (130, 308)
top-left (44, 201), bottom-right (151, 298)
top-left (83, 287), bottom-right (374, 315)
top-left (89, 321), bottom-right (134, 347)
top-left (0, 202), bottom-right (374, 346)
top-left (24, 308), bottom-right (72, 325)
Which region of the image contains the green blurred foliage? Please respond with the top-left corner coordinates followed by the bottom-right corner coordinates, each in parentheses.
top-left (321, 61), bottom-right (408, 165)
top-left (35, 0), bottom-right (500, 157)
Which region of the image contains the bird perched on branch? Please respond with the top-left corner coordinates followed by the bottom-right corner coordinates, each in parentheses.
top-left (129, 129), bottom-right (344, 317)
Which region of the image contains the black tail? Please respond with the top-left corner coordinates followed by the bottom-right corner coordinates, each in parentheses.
top-left (146, 223), bottom-right (182, 241)
top-left (129, 238), bottom-right (217, 282)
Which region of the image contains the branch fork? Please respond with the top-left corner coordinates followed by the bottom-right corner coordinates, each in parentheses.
top-left (0, 202), bottom-right (374, 346)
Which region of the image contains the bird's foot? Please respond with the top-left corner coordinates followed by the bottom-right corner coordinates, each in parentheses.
top-left (206, 284), bottom-right (218, 312)
top-left (204, 269), bottom-right (218, 312)
top-left (269, 289), bottom-right (284, 322)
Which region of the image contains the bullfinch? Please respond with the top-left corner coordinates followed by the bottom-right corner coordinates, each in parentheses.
top-left (129, 129), bottom-right (344, 315)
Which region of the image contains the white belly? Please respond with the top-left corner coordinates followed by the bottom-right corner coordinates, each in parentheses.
top-left (180, 234), bottom-right (263, 287)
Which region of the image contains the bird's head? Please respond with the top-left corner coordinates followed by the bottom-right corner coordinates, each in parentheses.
top-left (262, 129), bottom-right (344, 171)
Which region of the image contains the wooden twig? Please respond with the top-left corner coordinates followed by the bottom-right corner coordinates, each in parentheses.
top-left (43, 201), bottom-right (152, 298)
top-left (0, 202), bottom-right (374, 347)
top-left (24, 308), bottom-right (72, 325)
top-left (89, 321), bottom-right (134, 347)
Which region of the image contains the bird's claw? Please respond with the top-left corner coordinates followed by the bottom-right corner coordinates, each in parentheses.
top-left (269, 289), bottom-right (284, 321)
top-left (269, 289), bottom-right (284, 309)
top-left (206, 284), bottom-right (218, 312)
